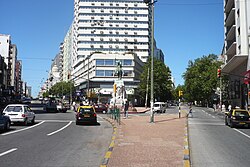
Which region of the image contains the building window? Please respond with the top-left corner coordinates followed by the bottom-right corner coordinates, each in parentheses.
top-left (123, 70), bottom-right (133, 76)
top-left (96, 59), bottom-right (105, 65)
top-left (101, 3), bottom-right (104, 6)
top-left (116, 24), bottom-right (119, 27)
top-left (125, 17), bottom-right (128, 20)
top-left (134, 39), bottom-right (137, 42)
top-left (100, 31), bottom-right (104, 34)
top-left (125, 24), bottom-right (128, 27)
top-left (123, 59), bottom-right (132, 66)
top-left (115, 38), bottom-right (119, 42)
top-left (110, 3), bottom-right (113, 6)
top-left (105, 70), bottom-right (114, 76)
top-left (116, 11), bottom-right (119, 13)
top-left (124, 38), bottom-right (128, 42)
top-left (96, 70), bottom-right (105, 76)
top-left (124, 46), bottom-right (128, 49)
top-left (110, 10), bottom-right (113, 13)
top-left (105, 59), bottom-right (114, 65)
top-left (115, 45), bottom-right (119, 49)
top-left (134, 32), bottom-right (137, 35)
top-left (101, 17), bottom-right (104, 19)
top-left (134, 17), bottom-right (137, 20)
top-left (109, 31), bottom-right (113, 34)
top-left (91, 38), bottom-right (94, 41)
top-left (134, 3), bottom-right (138, 7)
top-left (116, 31), bottom-right (119, 34)
top-left (125, 4), bottom-right (128, 7)
top-left (91, 45), bottom-right (94, 48)
top-left (109, 45), bottom-right (113, 48)
top-left (109, 38), bottom-right (113, 41)
top-left (100, 45), bottom-right (103, 48)
top-left (125, 10), bottom-right (128, 13)
top-left (91, 17), bottom-right (94, 19)
top-left (125, 32), bottom-right (128, 35)
top-left (100, 38), bottom-right (104, 41)
top-left (91, 9), bottom-right (95, 13)
top-left (110, 24), bottom-right (113, 27)
top-left (91, 3), bottom-right (95, 5)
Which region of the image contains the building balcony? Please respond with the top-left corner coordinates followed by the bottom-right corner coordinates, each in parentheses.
top-left (225, 8), bottom-right (235, 27)
top-left (224, 0), bottom-right (235, 13)
top-left (225, 25), bottom-right (236, 40)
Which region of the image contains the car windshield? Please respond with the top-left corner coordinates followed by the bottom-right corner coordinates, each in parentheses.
top-left (154, 104), bottom-right (160, 107)
top-left (235, 111), bottom-right (249, 117)
top-left (5, 106), bottom-right (22, 112)
top-left (79, 108), bottom-right (94, 114)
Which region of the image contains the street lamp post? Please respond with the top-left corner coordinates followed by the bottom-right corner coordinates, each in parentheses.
top-left (144, 0), bottom-right (156, 123)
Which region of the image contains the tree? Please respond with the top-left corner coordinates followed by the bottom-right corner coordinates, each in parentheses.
top-left (49, 81), bottom-right (75, 98)
top-left (183, 54), bottom-right (222, 106)
top-left (138, 57), bottom-right (173, 106)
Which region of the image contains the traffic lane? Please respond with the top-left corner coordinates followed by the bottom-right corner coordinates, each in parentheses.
top-left (0, 117), bottom-right (113, 167)
top-left (189, 109), bottom-right (250, 167)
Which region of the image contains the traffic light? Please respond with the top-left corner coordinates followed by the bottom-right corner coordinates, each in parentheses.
top-left (217, 69), bottom-right (221, 78)
top-left (113, 84), bottom-right (117, 94)
top-left (178, 90), bottom-right (183, 97)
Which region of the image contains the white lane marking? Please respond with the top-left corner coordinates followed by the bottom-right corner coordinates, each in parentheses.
top-left (37, 120), bottom-right (74, 123)
top-left (2, 121), bottom-right (45, 136)
top-left (0, 148), bottom-right (17, 157)
top-left (212, 116), bottom-right (215, 118)
top-left (233, 129), bottom-right (250, 139)
top-left (202, 110), bottom-right (205, 113)
top-left (189, 122), bottom-right (224, 126)
top-left (47, 121), bottom-right (72, 136)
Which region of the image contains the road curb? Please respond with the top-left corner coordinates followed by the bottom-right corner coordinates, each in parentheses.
top-left (100, 117), bottom-right (117, 167)
top-left (183, 116), bottom-right (191, 167)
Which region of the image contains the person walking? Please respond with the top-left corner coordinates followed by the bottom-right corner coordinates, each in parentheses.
top-left (124, 101), bottom-right (129, 118)
top-left (188, 105), bottom-right (193, 118)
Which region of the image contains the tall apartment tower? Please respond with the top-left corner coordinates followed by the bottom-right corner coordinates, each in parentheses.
top-left (70, 0), bottom-right (150, 96)
top-left (222, 0), bottom-right (250, 107)
top-left (73, 0), bottom-right (149, 62)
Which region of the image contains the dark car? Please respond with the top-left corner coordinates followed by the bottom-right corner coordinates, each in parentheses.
top-left (75, 106), bottom-right (97, 125)
top-left (94, 104), bottom-right (108, 113)
top-left (225, 109), bottom-right (250, 128)
top-left (0, 112), bottom-right (11, 131)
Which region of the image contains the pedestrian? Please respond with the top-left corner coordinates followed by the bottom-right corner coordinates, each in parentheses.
top-left (124, 100), bottom-right (129, 118)
top-left (188, 105), bottom-right (193, 118)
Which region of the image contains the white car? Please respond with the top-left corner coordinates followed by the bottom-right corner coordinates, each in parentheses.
top-left (3, 104), bottom-right (35, 125)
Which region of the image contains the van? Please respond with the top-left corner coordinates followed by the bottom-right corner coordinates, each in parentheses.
top-left (153, 102), bottom-right (167, 113)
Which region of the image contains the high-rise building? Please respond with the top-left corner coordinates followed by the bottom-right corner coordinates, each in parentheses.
top-left (69, 0), bottom-right (150, 101)
top-left (222, 0), bottom-right (250, 107)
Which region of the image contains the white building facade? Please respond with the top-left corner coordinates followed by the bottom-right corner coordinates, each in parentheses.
top-left (69, 0), bottom-right (150, 102)
top-left (222, 0), bottom-right (250, 108)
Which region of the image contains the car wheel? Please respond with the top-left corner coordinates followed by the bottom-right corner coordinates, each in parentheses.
top-left (230, 121), bottom-right (234, 128)
top-left (31, 117), bottom-right (35, 125)
top-left (5, 121), bottom-right (10, 131)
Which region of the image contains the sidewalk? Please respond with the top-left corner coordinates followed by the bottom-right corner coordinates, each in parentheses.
top-left (105, 111), bottom-right (188, 167)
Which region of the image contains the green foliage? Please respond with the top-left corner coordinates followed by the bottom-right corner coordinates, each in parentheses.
top-left (49, 81), bottom-right (75, 98)
top-left (183, 54), bottom-right (222, 104)
top-left (138, 57), bottom-right (173, 105)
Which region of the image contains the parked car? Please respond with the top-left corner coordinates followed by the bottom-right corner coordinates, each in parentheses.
top-left (153, 102), bottom-right (167, 113)
top-left (225, 109), bottom-right (250, 128)
top-left (94, 104), bottom-right (108, 113)
top-left (3, 104), bottom-right (35, 125)
top-left (75, 105), bottom-right (97, 125)
top-left (45, 99), bottom-right (58, 112)
top-left (0, 112), bottom-right (11, 131)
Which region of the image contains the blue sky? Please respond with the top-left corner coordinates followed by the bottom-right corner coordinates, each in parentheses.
top-left (0, 0), bottom-right (224, 97)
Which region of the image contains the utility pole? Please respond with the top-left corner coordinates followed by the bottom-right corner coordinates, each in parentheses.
top-left (145, 67), bottom-right (149, 108)
top-left (144, 0), bottom-right (156, 123)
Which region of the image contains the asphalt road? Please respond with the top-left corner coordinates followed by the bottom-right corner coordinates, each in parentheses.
top-left (0, 105), bottom-right (113, 167)
top-left (189, 107), bottom-right (250, 167)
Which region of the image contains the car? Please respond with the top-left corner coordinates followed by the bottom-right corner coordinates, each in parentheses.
top-left (75, 105), bottom-right (97, 125)
top-left (153, 102), bottom-right (167, 113)
top-left (0, 112), bottom-right (11, 131)
top-left (225, 109), bottom-right (250, 128)
top-left (3, 104), bottom-right (36, 125)
top-left (94, 104), bottom-right (108, 113)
